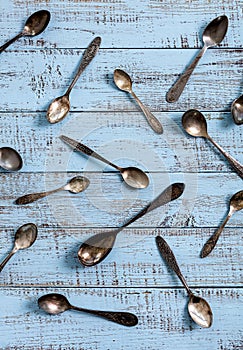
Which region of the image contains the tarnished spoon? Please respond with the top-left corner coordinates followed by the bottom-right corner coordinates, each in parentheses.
top-left (15, 176), bottom-right (90, 205)
top-left (78, 183), bottom-right (185, 267)
top-left (201, 190), bottom-right (243, 258)
top-left (231, 95), bottom-right (243, 125)
top-left (113, 69), bottom-right (163, 134)
top-left (60, 135), bottom-right (149, 189)
top-left (0, 223), bottom-right (37, 272)
top-left (38, 293), bottom-right (138, 327)
top-left (0, 147), bottom-right (23, 171)
top-left (156, 236), bottom-right (213, 328)
top-left (46, 36), bottom-right (101, 124)
top-left (182, 109), bottom-right (243, 179)
top-left (0, 10), bottom-right (51, 53)
top-left (166, 15), bottom-right (228, 103)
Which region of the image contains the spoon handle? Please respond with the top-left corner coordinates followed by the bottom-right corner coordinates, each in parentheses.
top-left (0, 32), bottom-right (24, 53)
top-left (71, 306), bottom-right (138, 327)
top-left (130, 91), bottom-right (163, 134)
top-left (201, 210), bottom-right (233, 258)
top-left (15, 187), bottom-right (64, 205)
top-left (166, 45), bottom-right (207, 103)
top-left (60, 135), bottom-right (119, 170)
top-left (0, 249), bottom-right (16, 272)
top-left (207, 135), bottom-right (243, 179)
top-left (156, 236), bottom-right (191, 295)
top-left (65, 36), bottom-right (101, 96)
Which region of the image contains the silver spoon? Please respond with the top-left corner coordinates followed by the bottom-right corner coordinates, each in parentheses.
top-left (0, 223), bottom-right (37, 272)
top-left (166, 15), bottom-right (228, 103)
top-left (201, 190), bottom-right (243, 258)
top-left (0, 10), bottom-right (51, 53)
top-left (46, 36), bottom-right (101, 124)
top-left (113, 69), bottom-right (163, 134)
top-left (38, 293), bottom-right (138, 327)
top-left (231, 95), bottom-right (243, 125)
top-left (182, 109), bottom-right (243, 179)
top-left (156, 236), bottom-right (213, 328)
top-left (60, 135), bottom-right (149, 189)
top-left (0, 147), bottom-right (23, 171)
top-left (78, 183), bottom-right (185, 266)
top-left (15, 176), bottom-right (90, 205)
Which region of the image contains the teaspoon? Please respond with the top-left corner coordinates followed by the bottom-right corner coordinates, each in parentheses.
top-left (46, 36), bottom-right (101, 124)
top-left (231, 95), bottom-right (243, 125)
top-left (78, 182), bottom-right (185, 266)
top-left (113, 69), bottom-right (163, 134)
top-left (60, 135), bottom-right (149, 189)
top-left (201, 190), bottom-right (243, 258)
top-left (156, 236), bottom-right (213, 328)
top-left (0, 147), bottom-right (23, 171)
top-left (182, 109), bottom-right (243, 179)
top-left (0, 223), bottom-right (37, 272)
top-left (0, 10), bottom-right (51, 53)
top-left (15, 176), bottom-right (90, 205)
top-left (166, 15), bottom-right (228, 103)
top-left (38, 293), bottom-right (138, 327)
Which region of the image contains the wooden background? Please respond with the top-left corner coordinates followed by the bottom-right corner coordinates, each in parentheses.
top-left (0, 1), bottom-right (242, 349)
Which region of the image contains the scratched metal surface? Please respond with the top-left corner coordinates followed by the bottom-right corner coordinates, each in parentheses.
top-left (0, 1), bottom-right (242, 349)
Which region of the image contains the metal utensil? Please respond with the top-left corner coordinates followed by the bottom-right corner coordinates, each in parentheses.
top-left (60, 135), bottom-right (149, 189)
top-left (231, 95), bottom-right (243, 125)
top-left (156, 236), bottom-right (213, 328)
top-left (0, 10), bottom-right (51, 53)
top-left (166, 15), bottom-right (228, 103)
top-left (15, 176), bottom-right (90, 205)
top-left (201, 190), bottom-right (243, 258)
top-left (46, 36), bottom-right (101, 124)
top-left (0, 223), bottom-right (37, 272)
top-left (0, 147), bottom-right (23, 171)
top-left (38, 293), bottom-right (138, 327)
top-left (78, 183), bottom-right (185, 266)
top-left (113, 69), bottom-right (163, 134)
top-left (182, 109), bottom-right (243, 179)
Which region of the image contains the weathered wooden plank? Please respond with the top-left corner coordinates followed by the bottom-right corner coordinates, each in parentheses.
top-left (0, 112), bottom-right (242, 173)
top-left (0, 0), bottom-right (242, 49)
top-left (0, 49), bottom-right (242, 112)
top-left (0, 227), bottom-right (241, 287)
top-left (0, 287), bottom-right (242, 349)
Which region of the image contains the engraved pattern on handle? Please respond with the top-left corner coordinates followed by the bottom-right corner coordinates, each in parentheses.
top-left (15, 187), bottom-right (63, 205)
top-left (0, 33), bottom-right (24, 53)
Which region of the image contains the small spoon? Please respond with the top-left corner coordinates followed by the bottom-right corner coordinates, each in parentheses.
top-left (38, 293), bottom-right (138, 327)
top-left (0, 10), bottom-right (51, 53)
top-left (201, 190), bottom-right (243, 258)
top-left (15, 176), bottom-right (90, 205)
top-left (0, 223), bottom-right (37, 272)
top-left (0, 147), bottom-right (23, 171)
top-left (60, 135), bottom-right (149, 189)
top-left (231, 95), bottom-right (243, 125)
top-left (78, 182), bottom-right (185, 266)
top-left (182, 109), bottom-right (243, 179)
top-left (156, 236), bottom-right (213, 328)
top-left (113, 69), bottom-right (163, 134)
top-left (166, 15), bottom-right (228, 103)
top-left (46, 36), bottom-right (101, 124)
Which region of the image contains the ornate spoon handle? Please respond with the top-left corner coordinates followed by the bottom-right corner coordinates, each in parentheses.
top-left (15, 187), bottom-right (64, 205)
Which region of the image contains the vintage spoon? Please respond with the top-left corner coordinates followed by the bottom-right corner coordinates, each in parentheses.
top-left (0, 223), bottom-right (37, 272)
top-left (113, 69), bottom-right (163, 134)
top-left (15, 176), bottom-right (90, 205)
top-left (46, 36), bottom-right (101, 124)
top-left (0, 10), bottom-right (51, 53)
top-left (231, 95), bottom-right (243, 125)
top-left (156, 236), bottom-right (213, 328)
top-left (78, 182), bottom-right (185, 266)
top-left (201, 190), bottom-right (243, 258)
top-left (182, 109), bottom-right (243, 179)
top-left (60, 135), bottom-right (149, 189)
top-left (38, 293), bottom-right (138, 327)
top-left (0, 147), bottom-right (23, 171)
top-left (166, 15), bottom-right (228, 103)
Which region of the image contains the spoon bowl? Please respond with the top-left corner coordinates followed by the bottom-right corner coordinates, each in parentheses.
top-left (0, 147), bottom-right (23, 171)
top-left (46, 95), bottom-right (70, 124)
top-left (231, 95), bottom-right (243, 125)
